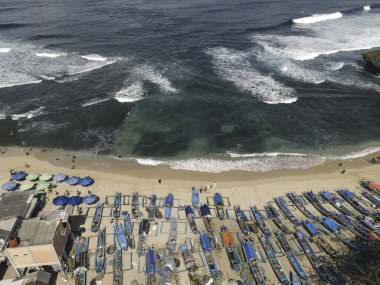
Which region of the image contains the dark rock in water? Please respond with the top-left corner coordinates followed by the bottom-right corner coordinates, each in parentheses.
top-left (363, 50), bottom-right (380, 74)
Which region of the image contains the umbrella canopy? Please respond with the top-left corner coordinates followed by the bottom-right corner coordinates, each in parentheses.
top-left (68, 195), bottom-right (82, 206)
top-left (39, 173), bottom-right (52, 181)
top-left (11, 171), bottom-right (27, 181)
top-left (2, 182), bottom-right (17, 191)
top-left (20, 181), bottom-right (35, 191)
top-left (26, 173), bottom-right (40, 181)
top-left (53, 173), bottom-right (67, 182)
top-left (67, 176), bottom-right (80, 185)
top-left (78, 176), bottom-right (94, 187)
top-left (82, 194), bottom-right (98, 205)
top-left (53, 195), bottom-right (69, 206)
top-left (35, 181), bottom-right (50, 191)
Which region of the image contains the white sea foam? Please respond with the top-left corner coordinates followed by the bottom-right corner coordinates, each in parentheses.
top-left (114, 82), bottom-right (145, 102)
top-left (0, 113), bottom-right (7, 120)
top-left (324, 62), bottom-right (344, 71)
top-left (81, 98), bottom-right (110, 106)
top-left (292, 12), bottom-right (343, 24)
top-left (136, 158), bottom-right (164, 166)
top-left (35, 52), bottom-right (64, 58)
top-left (39, 75), bottom-right (56, 81)
top-left (338, 147), bottom-right (380, 160)
top-left (227, 151), bottom-right (308, 158)
top-left (363, 5), bottom-right (371, 11)
top-left (207, 47), bottom-right (297, 104)
top-left (80, 54), bottom-right (108, 61)
top-left (11, 106), bottom-right (45, 120)
top-left (0, 48), bottom-right (11, 53)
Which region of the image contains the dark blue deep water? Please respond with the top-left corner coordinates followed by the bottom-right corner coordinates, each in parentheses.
top-left (0, 0), bottom-right (380, 171)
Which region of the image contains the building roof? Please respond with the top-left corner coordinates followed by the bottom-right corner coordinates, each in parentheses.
top-left (0, 270), bottom-right (51, 285)
top-left (37, 210), bottom-right (69, 223)
top-left (0, 217), bottom-right (18, 241)
top-left (0, 191), bottom-right (40, 219)
top-left (18, 219), bottom-right (59, 247)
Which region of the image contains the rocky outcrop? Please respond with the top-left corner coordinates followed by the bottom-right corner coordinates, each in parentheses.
top-left (362, 50), bottom-right (380, 74)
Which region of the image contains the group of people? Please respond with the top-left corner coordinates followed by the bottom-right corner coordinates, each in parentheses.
top-left (193, 182), bottom-right (217, 194)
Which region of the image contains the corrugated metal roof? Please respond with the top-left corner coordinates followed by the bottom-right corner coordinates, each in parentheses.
top-left (18, 219), bottom-right (59, 246)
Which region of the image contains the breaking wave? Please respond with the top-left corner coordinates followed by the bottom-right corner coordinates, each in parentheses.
top-left (363, 5), bottom-right (371, 11)
top-left (11, 106), bottom-right (45, 120)
top-left (292, 12), bottom-right (343, 24)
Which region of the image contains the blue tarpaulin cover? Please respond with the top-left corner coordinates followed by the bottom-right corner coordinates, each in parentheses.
top-left (214, 193), bottom-right (223, 205)
top-left (146, 248), bottom-right (156, 273)
top-left (342, 190), bottom-right (354, 200)
top-left (323, 218), bottom-right (340, 233)
top-left (243, 242), bottom-right (256, 261)
top-left (185, 205), bottom-right (193, 216)
top-left (165, 193), bottom-right (174, 205)
top-left (304, 221), bottom-right (319, 235)
top-left (192, 189), bottom-right (199, 207)
top-left (200, 204), bottom-right (211, 216)
top-left (201, 233), bottom-right (212, 252)
top-left (306, 191), bottom-right (317, 202)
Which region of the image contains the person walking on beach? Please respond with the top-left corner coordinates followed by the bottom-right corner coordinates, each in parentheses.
top-left (158, 178), bottom-right (161, 184)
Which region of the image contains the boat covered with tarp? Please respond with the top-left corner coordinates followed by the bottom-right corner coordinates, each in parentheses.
top-left (138, 219), bottom-right (150, 256)
top-left (114, 223), bottom-right (128, 251)
top-left (91, 202), bottom-right (104, 233)
top-left (320, 191), bottom-right (354, 216)
top-left (200, 204), bottom-right (213, 232)
top-left (165, 193), bottom-right (174, 220)
top-left (214, 192), bottom-right (225, 219)
top-left (304, 220), bottom-right (319, 236)
top-left (122, 211), bottom-right (135, 248)
top-left (234, 205), bottom-right (250, 235)
top-left (192, 189), bottom-right (199, 207)
top-left (338, 189), bottom-right (371, 215)
top-left (185, 205), bottom-right (198, 234)
top-left (304, 191), bottom-right (331, 216)
top-left (221, 226), bottom-right (241, 271)
top-left (146, 246), bottom-right (156, 285)
top-left (322, 218), bottom-right (340, 233)
top-left (200, 231), bottom-right (219, 277)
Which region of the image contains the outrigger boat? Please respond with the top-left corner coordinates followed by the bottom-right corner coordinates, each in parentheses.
top-left (131, 192), bottom-right (139, 218)
top-left (113, 192), bottom-right (121, 219)
top-left (304, 191), bottom-right (331, 216)
top-left (260, 235), bottom-right (289, 285)
top-left (192, 189), bottom-right (200, 207)
top-left (214, 192), bottom-right (225, 219)
top-left (220, 226), bottom-right (241, 271)
top-left (332, 213), bottom-right (373, 241)
top-left (167, 218), bottom-right (178, 253)
top-left (73, 237), bottom-right (88, 285)
top-left (200, 231), bottom-right (219, 277)
top-left (164, 193), bottom-right (174, 220)
top-left (146, 246), bottom-right (156, 285)
top-left (148, 194), bottom-right (157, 221)
top-left (234, 205), bottom-right (250, 235)
top-left (322, 217), bottom-right (360, 249)
top-left (94, 227), bottom-right (106, 274)
top-left (291, 272), bottom-right (302, 285)
top-left (362, 191), bottom-right (380, 208)
top-left (122, 211), bottom-right (135, 248)
top-left (320, 191), bottom-right (354, 216)
top-left (274, 197), bottom-right (301, 225)
top-left (276, 230), bottom-right (308, 281)
top-left (138, 219), bottom-right (150, 256)
top-left (251, 206), bottom-right (271, 236)
top-left (265, 203), bottom-right (290, 233)
top-left (114, 223), bottom-right (128, 251)
top-left (303, 220), bottom-right (337, 256)
top-left (287, 192), bottom-right (317, 221)
top-left (113, 247), bottom-right (123, 285)
top-left (91, 202), bottom-right (104, 233)
top-left (338, 189), bottom-right (372, 215)
top-left (361, 180), bottom-right (380, 194)
top-left (185, 205), bottom-right (198, 234)
top-left (180, 240), bottom-right (198, 277)
top-left (200, 204), bottom-right (213, 232)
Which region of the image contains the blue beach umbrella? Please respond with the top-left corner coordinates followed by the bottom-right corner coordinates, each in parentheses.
top-left (53, 195), bottom-right (69, 206)
top-left (53, 173), bottom-right (67, 182)
top-left (68, 195), bottom-right (82, 206)
top-left (11, 171), bottom-right (27, 181)
top-left (82, 194), bottom-right (98, 205)
top-left (66, 176), bottom-right (80, 185)
top-left (78, 176), bottom-right (94, 187)
top-left (2, 181), bottom-right (17, 191)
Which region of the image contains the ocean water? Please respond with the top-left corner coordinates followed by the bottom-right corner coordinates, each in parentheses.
top-left (0, 0), bottom-right (380, 172)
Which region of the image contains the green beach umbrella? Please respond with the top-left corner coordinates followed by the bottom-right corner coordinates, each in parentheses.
top-left (35, 181), bottom-right (50, 191)
top-left (20, 182), bottom-right (35, 191)
top-left (39, 173), bottom-right (52, 181)
top-left (26, 173), bottom-right (40, 181)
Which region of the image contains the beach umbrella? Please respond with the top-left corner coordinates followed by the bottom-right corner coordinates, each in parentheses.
top-left (66, 176), bottom-right (80, 185)
top-left (82, 194), bottom-right (98, 205)
top-left (19, 181), bottom-right (35, 191)
top-left (39, 173), bottom-right (52, 181)
top-left (35, 181), bottom-right (50, 191)
top-left (78, 176), bottom-right (94, 187)
top-left (11, 171), bottom-right (27, 181)
top-left (26, 173), bottom-right (40, 181)
top-left (53, 195), bottom-right (69, 206)
top-left (67, 195), bottom-right (82, 206)
top-left (53, 173), bottom-right (67, 182)
top-left (2, 182), bottom-right (17, 191)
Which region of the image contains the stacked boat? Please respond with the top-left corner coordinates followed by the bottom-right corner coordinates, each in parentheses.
top-left (167, 218), bottom-right (178, 253)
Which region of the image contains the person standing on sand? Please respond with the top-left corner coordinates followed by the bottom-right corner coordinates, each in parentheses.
top-left (158, 178), bottom-right (161, 184)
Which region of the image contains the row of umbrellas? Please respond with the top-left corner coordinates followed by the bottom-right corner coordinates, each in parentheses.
top-left (2, 181), bottom-right (50, 191)
top-left (52, 194), bottom-right (98, 206)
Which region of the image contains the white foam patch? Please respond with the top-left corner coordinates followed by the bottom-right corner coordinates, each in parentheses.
top-left (136, 158), bottom-right (165, 166)
top-left (81, 98), bottom-right (110, 106)
top-left (11, 106), bottom-right (45, 120)
top-left (363, 5), bottom-right (371, 11)
top-left (324, 62), bottom-right (344, 71)
top-left (35, 52), bottom-right (64, 58)
top-left (114, 82), bottom-right (145, 103)
top-left (338, 147), bottom-right (380, 160)
top-left (0, 48), bottom-right (11, 53)
top-left (207, 47), bottom-right (297, 104)
top-left (292, 12), bottom-right (343, 24)
top-left (0, 113), bottom-right (7, 120)
top-left (80, 54), bottom-right (108, 61)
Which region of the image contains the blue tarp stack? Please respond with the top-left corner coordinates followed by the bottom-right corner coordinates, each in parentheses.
top-left (342, 189), bottom-right (354, 200)
top-left (323, 218), bottom-right (340, 233)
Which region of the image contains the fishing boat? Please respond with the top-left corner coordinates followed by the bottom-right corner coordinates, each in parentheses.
top-left (200, 231), bottom-right (219, 277)
top-left (338, 189), bottom-right (372, 215)
top-left (185, 205), bottom-right (198, 234)
top-left (274, 197), bottom-right (301, 225)
top-left (265, 203), bottom-right (290, 233)
top-left (291, 272), bottom-right (302, 285)
top-left (114, 223), bottom-right (128, 251)
top-left (94, 227), bottom-right (106, 274)
top-left (148, 194), bottom-right (157, 221)
top-left (260, 235), bottom-right (290, 285)
top-left (113, 192), bottom-right (121, 219)
top-left (234, 205), bottom-right (250, 235)
top-left (164, 193), bottom-right (174, 220)
top-left (320, 191), bottom-right (354, 216)
top-left (362, 191), bottom-right (380, 208)
top-left (287, 192), bottom-right (317, 221)
top-left (251, 206), bottom-right (271, 236)
top-left (146, 246), bottom-right (156, 285)
top-left (131, 192), bottom-right (139, 218)
top-left (180, 241), bottom-right (197, 277)
top-left (276, 230), bottom-right (308, 281)
top-left (304, 191), bottom-right (332, 216)
top-left (113, 247), bottom-right (123, 285)
top-left (220, 226), bottom-right (241, 271)
top-left (91, 202), bottom-right (104, 233)
top-left (73, 237), bottom-right (88, 285)
top-left (214, 192), bottom-right (225, 220)
top-left (192, 189), bottom-right (200, 207)
top-left (138, 219), bottom-right (150, 256)
top-left (167, 218), bottom-right (178, 253)
top-left (200, 204), bottom-right (213, 232)
top-left (361, 180), bottom-right (380, 194)
top-left (122, 211), bottom-right (135, 248)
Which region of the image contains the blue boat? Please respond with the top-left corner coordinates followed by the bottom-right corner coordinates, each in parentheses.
top-left (122, 211), bottom-right (135, 248)
top-left (185, 205), bottom-right (198, 234)
top-left (113, 192), bottom-right (121, 219)
top-left (265, 203), bottom-right (290, 233)
top-left (73, 237), bottom-right (88, 285)
top-left (303, 221), bottom-right (337, 256)
top-left (234, 205), bottom-right (250, 235)
top-left (214, 192), bottom-right (225, 219)
top-left (304, 191), bottom-right (331, 216)
top-left (164, 193), bottom-right (174, 220)
top-left (320, 190), bottom-right (354, 216)
top-left (200, 231), bottom-right (219, 277)
top-left (287, 192), bottom-right (318, 221)
top-left (220, 226), bottom-right (241, 271)
top-left (275, 197), bottom-right (301, 225)
top-left (114, 223), bottom-right (128, 251)
top-left (146, 246), bottom-right (156, 285)
top-left (94, 227), bottom-right (106, 274)
top-left (167, 218), bottom-right (178, 253)
top-left (91, 202), bottom-right (104, 233)
top-left (180, 241), bottom-right (197, 276)
top-left (192, 189), bottom-right (199, 207)
top-left (251, 206), bottom-right (271, 236)
top-left (303, 220), bottom-right (319, 236)
top-left (338, 189), bottom-right (371, 215)
top-left (148, 194), bottom-right (157, 221)
top-left (138, 219), bottom-right (150, 256)
top-left (113, 247), bottom-right (123, 285)
top-left (132, 192), bottom-right (139, 218)
top-left (362, 191), bottom-right (380, 208)
top-left (200, 204), bottom-right (213, 232)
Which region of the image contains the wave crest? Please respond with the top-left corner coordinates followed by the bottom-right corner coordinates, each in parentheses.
top-left (292, 12), bottom-right (343, 24)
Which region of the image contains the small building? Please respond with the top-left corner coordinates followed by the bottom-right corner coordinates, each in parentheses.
top-left (0, 191), bottom-right (44, 220)
top-left (4, 210), bottom-right (73, 276)
top-left (0, 270), bottom-right (51, 285)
